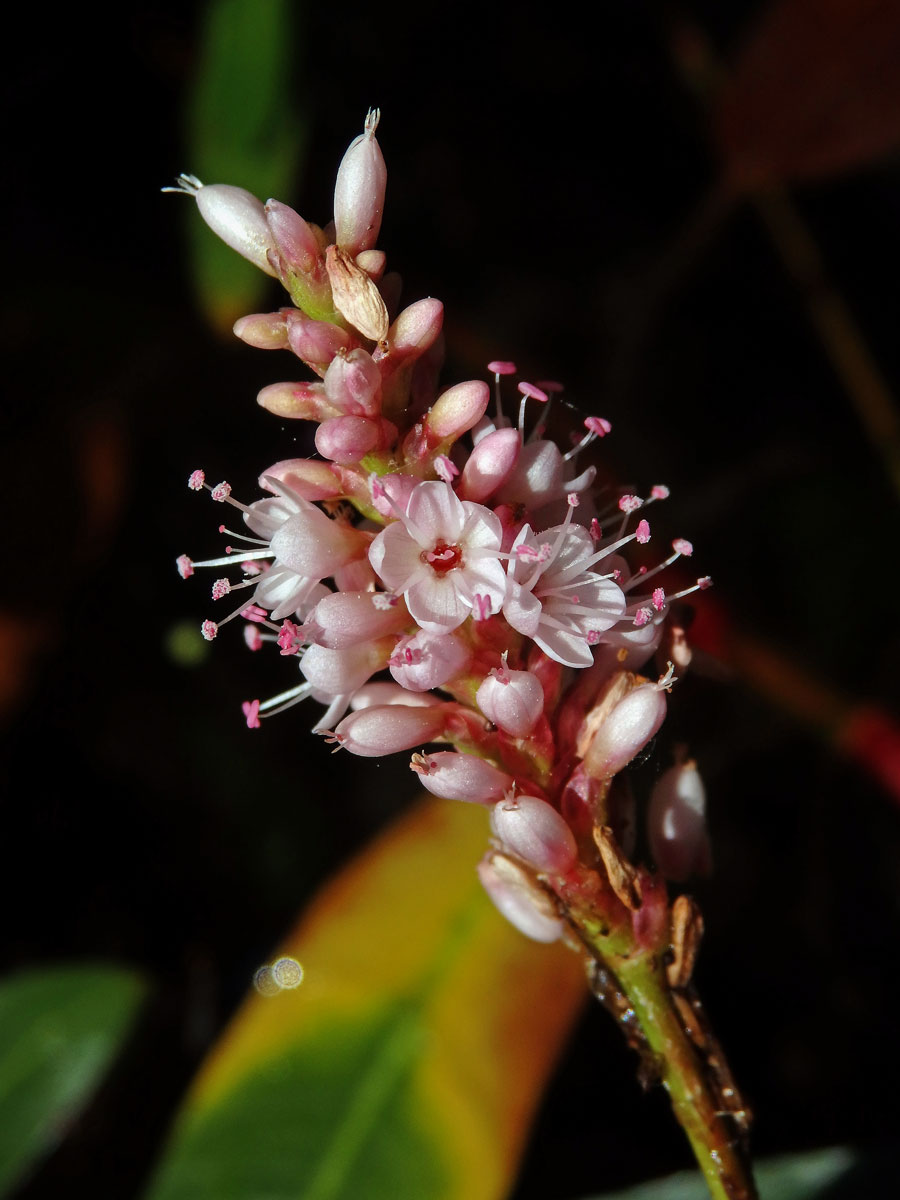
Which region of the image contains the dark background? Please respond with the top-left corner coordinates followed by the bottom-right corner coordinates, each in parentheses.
top-left (3, 1), bottom-right (900, 1196)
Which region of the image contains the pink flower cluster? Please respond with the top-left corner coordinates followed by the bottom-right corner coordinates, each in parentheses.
top-left (173, 112), bottom-right (713, 940)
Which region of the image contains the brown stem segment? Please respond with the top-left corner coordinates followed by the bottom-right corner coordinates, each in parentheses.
top-left (561, 880), bottom-right (757, 1200)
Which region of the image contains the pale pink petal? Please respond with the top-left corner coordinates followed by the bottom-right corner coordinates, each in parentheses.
top-left (405, 480), bottom-right (465, 543)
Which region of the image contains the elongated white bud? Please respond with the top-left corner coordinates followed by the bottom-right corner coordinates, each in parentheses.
top-left (333, 108), bottom-right (387, 255)
top-left (583, 674), bottom-right (670, 781)
top-left (329, 703), bottom-right (446, 756)
top-left (187, 181), bottom-right (278, 276)
top-left (648, 761), bottom-right (711, 882)
top-left (307, 591), bottom-right (408, 649)
top-left (410, 751), bottom-right (512, 803)
top-left (490, 794), bottom-right (577, 873)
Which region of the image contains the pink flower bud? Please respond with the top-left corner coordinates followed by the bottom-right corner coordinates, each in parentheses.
top-left (356, 249), bottom-right (386, 280)
top-left (648, 761), bottom-right (712, 882)
top-left (308, 591), bottom-right (408, 649)
top-left (259, 458), bottom-right (342, 501)
top-left (457, 427), bottom-right (521, 502)
top-left (476, 666), bottom-right (544, 738)
top-left (330, 703), bottom-right (447, 757)
top-left (265, 199), bottom-right (321, 275)
top-left (389, 628), bottom-right (471, 692)
top-left (300, 639), bottom-right (393, 694)
top-left (477, 854), bottom-right (564, 943)
top-left (333, 108), bottom-right (387, 255)
top-left (285, 311), bottom-right (354, 373)
top-left (193, 184), bottom-right (277, 276)
top-left (315, 415), bottom-right (382, 464)
top-left (257, 380), bottom-right (327, 420)
top-left (382, 299), bottom-right (444, 364)
top-left (583, 679), bottom-right (668, 780)
top-left (425, 380), bottom-right (490, 442)
top-left (233, 311), bottom-right (290, 350)
top-left (323, 349), bottom-right (382, 417)
top-left (490, 795), bottom-right (577, 874)
top-left (410, 751), bottom-right (512, 803)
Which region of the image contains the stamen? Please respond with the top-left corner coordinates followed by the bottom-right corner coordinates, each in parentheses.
top-left (211, 579), bottom-right (231, 600)
top-left (434, 455), bottom-right (459, 484)
top-left (649, 484), bottom-right (670, 501)
top-left (242, 699), bottom-right (261, 729)
top-left (201, 619), bottom-right (218, 641)
top-left (176, 555), bottom-right (194, 579)
top-left (472, 593), bottom-right (492, 621)
top-left (243, 625), bottom-right (264, 652)
top-left (277, 619), bottom-right (304, 655)
top-left (636, 519), bottom-right (651, 544)
top-left (188, 470), bottom-right (206, 491)
top-left (259, 680), bottom-right (314, 715)
top-left (652, 587), bottom-right (666, 611)
top-left (210, 481), bottom-right (232, 502)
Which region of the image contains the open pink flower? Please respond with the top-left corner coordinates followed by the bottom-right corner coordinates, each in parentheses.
top-left (368, 481), bottom-right (506, 631)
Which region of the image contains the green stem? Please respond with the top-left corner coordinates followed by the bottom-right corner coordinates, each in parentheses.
top-left (565, 889), bottom-right (757, 1200)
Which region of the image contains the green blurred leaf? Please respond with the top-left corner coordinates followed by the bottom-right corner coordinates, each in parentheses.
top-left (145, 799), bottom-right (586, 1200)
top-left (186, 0), bottom-right (305, 331)
top-left (0, 965), bottom-right (145, 1196)
top-left (585, 1146), bottom-right (856, 1200)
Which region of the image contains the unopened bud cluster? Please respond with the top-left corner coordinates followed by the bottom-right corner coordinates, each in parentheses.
top-left (173, 112), bottom-right (713, 939)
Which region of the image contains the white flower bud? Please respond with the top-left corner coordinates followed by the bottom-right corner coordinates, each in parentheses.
top-left (490, 795), bottom-right (577, 873)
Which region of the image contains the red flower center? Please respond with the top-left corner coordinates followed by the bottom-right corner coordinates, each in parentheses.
top-left (424, 541), bottom-right (463, 575)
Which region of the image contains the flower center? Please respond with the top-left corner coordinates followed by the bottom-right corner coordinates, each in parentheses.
top-left (424, 540), bottom-right (463, 575)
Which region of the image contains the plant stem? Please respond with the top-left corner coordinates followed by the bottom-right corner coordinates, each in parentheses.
top-left (564, 890), bottom-right (757, 1200)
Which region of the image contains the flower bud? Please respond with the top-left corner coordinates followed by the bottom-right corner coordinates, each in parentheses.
top-left (583, 679), bottom-right (668, 780)
top-left (477, 854), bottom-right (564, 943)
top-left (233, 311), bottom-right (290, 350)
top-left (458, 427), bottom-right (521, 502)
top-left (648, 761), bottom-right (712, 882)
top-left (315, 415), bottom-right (382, 464)
top-left (266, 505), bottom-right (364, 578)
top-left (333, 108), bottom-right (387, 255)
top-left (259, 458), bottom-right (342, 501)
top-left (389, 629), bottom-right (471, 692)
top-left (308, 591), bottom-right (408, 649)
top-left (300, 639), bottom-right (393, 694)
top-left (410, 751), bottom-right (512, 803)
top-left (425, 380), bottom-right (490, 442)
top-left (351, 683), bottom-right (440, 709)
top-left (285, 311), bottom-right (354, 373)
top-left (193, 184), bottom-right (277, 276)
top-left (257, 380), bottom-right (327, 420)
top-left (476, 667), bottom-right (544, 738)
top-left (323, 349), bottom-right (382, 417)
top-left (265, 199), bottom-right (321, 275)
top-left (490, 795), bottom-right (577, 874)
top-left (330, 703), bottom-right (447, 757)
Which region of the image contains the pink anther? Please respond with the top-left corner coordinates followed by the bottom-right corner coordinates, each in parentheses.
top-left (243, 625), bottom-right (263, 652)
top-left (567, 492), bottom-right (580, 508)
top-left (201, 619), bottom-right (218, 641)
top-left (517, 381), bottom-right (549, 403)
top-left (636, 519), bottom-right (651, 545)
top-left (371, 592), bottom-right (398, 610)
top-left (618, 495), bottom-right (643, 513)
top-left (633, 607), bottom-right (653, 627)
top-left (242, 699), bottom-right (261, 729)
top-left (176, 554), bottom-right (194, 579)
top-left (211, 481), bottom-right (232, 502)
top-left (652, 587), bottom-right (666, 611)
top-left (277, 620), bottom-right (303, 655)
top-left (590, 518), bottom-right (603, 541)
top-left (472, 593), bottom-right (492, 622)
top-left (672, 538), bottom-right (694, 557)
top-left (434, 454), bottom-right (459, 484)
top-left (241, 604), bottom-right (268, 623)
top-left (211, 579), bottom-right (231, 600)
top-left (188, 470), bottom-right (205, 491)
top-left (488, 360), bottom-right (517, 375)
top-left (586, 631), bottom-right (602, 645)
top-left (698, 576), bottom-right (713, 590)
top-left (650, 485), bottom-right (670, 500)
top-left (584, 416), bottom-right (612, 437)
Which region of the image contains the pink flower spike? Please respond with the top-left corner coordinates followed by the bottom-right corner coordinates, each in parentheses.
top-left (242, 699), bottom-right (261, 729)
top-left (188, 470), bottom-right (206, 491)
top-left (652, 587), bottom-right (666, 611)
top-left (488, 360), bottom-right (517, 375)
top-left (672, 538), bottom-right (694, 557)
top-left (636, 519), bottom-right (651, 544)
top-left (584, 416), bottom-right (612, 437)
top-left (176, 555), bottom-right (194, 579)
top-left (201, 620), bottom-right (218, 641)
top-left (211, 481), bottom-right (232, 502)
top-left (211, 579), bottom-right (231, 600)
top-left (618, 495), bottom-right (643, 514)
top-left (517, 381), bottom-right (549, 403)
top-left (650, 484), bottom-right (670, 500)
